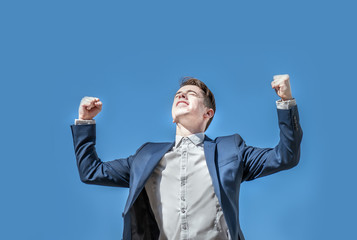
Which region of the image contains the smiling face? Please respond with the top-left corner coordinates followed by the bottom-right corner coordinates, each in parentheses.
top-left (172, 85), bottom-right (213, 131)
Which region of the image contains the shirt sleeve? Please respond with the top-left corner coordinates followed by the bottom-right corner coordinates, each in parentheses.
top-left (276, 98), bottom-right (297, 109)
top-left (74, 119), bottom-right (96, 125)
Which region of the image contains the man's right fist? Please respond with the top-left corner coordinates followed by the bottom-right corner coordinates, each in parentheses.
top-left (78, 97), bottom-right (103, 120)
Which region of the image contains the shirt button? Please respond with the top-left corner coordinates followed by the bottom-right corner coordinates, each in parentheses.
top-left (181, 208), bottom-right (186, 213)
top-left (182, 224), bottom-right (187, 230)
top-left (181, 196), bottom-right (185, 201)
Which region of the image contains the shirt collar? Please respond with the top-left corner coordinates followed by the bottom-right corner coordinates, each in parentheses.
top-left (175, 132), bottom-right (205, 147)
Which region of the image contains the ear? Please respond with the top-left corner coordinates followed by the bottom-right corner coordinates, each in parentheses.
top-left (204, 108), bottom-right (214, 119)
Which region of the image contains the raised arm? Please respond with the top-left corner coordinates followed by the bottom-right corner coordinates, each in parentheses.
top-left (70, 97), bottom-right (132, 187)
top-left (241, 75), bottom-right (303, 181)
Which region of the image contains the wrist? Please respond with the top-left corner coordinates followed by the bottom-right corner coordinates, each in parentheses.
top-left (75, 119), bottom-right (96, 125)
top-left (276, 98), bottom-right (296, 109)
top-left (281, 97), bottom-right (293, 101)
top-left (78, 116), bottom-right (93, 120)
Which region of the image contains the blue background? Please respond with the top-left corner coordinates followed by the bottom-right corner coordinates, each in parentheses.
top-left (1, 0), bottom-right (356, 239)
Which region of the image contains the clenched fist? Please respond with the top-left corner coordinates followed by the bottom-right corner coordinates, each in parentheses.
top-left (78, 97), bottom-right (103, 120)
top-left (271, 74), bottom-right (293, 101)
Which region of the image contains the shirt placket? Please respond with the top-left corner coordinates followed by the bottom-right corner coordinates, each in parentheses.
top-left (180, 138), bottom-right (189, 240)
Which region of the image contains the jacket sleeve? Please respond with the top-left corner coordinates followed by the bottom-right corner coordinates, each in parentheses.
top-left (70, 124), bottom-right (145, 187)
top-left (239, 105), bottom-right (303, 181)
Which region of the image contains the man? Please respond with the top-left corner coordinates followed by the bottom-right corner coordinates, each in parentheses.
top-left (71, 75), bottom-right (303, 240)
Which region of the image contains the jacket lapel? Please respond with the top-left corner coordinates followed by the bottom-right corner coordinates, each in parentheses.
top-left (204, 137), bottom-right (222, 204)
top-left (124, 142), bottom-right (174, 214)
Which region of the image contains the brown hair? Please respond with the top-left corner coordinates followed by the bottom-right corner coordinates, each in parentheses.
top-left (180, 77), bottom-right (216, 131)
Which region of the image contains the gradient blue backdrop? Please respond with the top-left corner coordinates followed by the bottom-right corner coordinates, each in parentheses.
top-left (1, 1), bottom-right (356, 239)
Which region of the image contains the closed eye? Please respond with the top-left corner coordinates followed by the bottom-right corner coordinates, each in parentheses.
top-left (174, 90), bottom-right (199, 98)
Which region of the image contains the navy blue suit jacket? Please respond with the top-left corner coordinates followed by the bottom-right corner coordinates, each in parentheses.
top-left (71, 105), bottom-right (303, 240)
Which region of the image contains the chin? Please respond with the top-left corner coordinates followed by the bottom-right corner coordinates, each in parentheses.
top-left (174, 109), bottom-right (189, 116)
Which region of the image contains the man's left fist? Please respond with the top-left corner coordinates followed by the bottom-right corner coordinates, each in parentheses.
top-left (271, 74), bottom-right (293, 101)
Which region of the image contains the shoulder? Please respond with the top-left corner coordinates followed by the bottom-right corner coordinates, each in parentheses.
top-left (206, 134), bottom-right (247, 152)
top-left (142, 141), bottom-right (173, 147)
top-left (136, 141), bottom-right (173, 152)
top-left (212, 134), bottom-right (244, 145)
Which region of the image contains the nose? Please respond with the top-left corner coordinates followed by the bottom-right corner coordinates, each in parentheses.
top-left (178, 92), bottom-right (187, 99)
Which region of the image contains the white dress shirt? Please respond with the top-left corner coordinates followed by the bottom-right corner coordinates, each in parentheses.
top-left (145, 133), bottom-right (230, 240)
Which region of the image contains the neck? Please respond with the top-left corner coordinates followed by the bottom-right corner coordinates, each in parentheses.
top-left (175, 122), bottom-right (205, 137)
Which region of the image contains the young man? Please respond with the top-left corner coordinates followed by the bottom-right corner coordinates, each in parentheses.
top-left (71, 75), bottom-right (303, 240)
